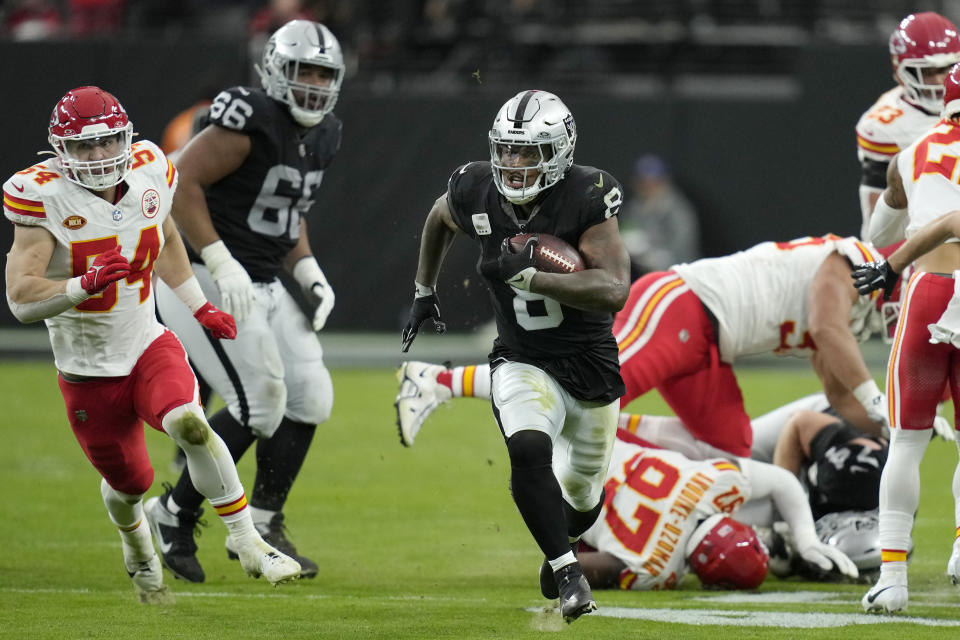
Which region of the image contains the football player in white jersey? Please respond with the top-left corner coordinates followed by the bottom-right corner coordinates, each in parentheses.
top-left (3, 86), bottom-right (301, 601)
top-left (852, 63), bottom-right (960, 614)
top-left (856, 12), bottom-right (960, 239)
top-left (576, 429), bottom-right (857, 591)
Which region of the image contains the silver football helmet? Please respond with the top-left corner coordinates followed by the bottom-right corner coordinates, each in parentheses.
top-left (256, 20), bottom-right (344, 127)
top-left (488, 90), bottom-right (576, 205)
top-left (813, 510), bottom-right (912, 583)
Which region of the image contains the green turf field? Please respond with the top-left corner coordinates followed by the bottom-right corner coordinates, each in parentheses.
top-left (2, 360), bottom-right (960, 639)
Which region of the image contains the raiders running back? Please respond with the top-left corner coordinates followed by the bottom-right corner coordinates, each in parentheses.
top-left (192, 86), bottom-right (341, 281)
top-left (446, 160), bottom-right (625, 403)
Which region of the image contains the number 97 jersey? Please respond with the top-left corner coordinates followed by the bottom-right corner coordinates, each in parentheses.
top-left (201, 87), bottom-right (342, 282)
top-left (581, 434), bottom-right (751, 590)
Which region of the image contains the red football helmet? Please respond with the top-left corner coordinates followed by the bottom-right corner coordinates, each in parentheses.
top-left (944, 62), bottom-right (960, 117)
top-left (889, 12), bottom-right (960, 114)
top-left (47, 86), bottom-right (133, 190)
top-left (686, 514), bottom-right (769, 589)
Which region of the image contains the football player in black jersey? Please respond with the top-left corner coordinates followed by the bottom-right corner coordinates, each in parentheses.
top-left (150, 20), bottom-right (344, 583)
top-left (400, 90), bottom-right (631, 623)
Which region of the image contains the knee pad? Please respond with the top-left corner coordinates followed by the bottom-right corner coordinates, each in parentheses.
top-left (100, 477), bottom-right (143, 506)
top-left (162, 403), bottom-right (212, 446)
top-left (506, 430), bottom-right (553, 469)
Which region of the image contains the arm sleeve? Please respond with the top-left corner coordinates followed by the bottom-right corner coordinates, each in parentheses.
top-left (739, 458), bottom-right (819, 550)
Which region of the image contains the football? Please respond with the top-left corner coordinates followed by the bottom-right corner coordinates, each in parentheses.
top-left (508, 233), bottom-right (585, 274)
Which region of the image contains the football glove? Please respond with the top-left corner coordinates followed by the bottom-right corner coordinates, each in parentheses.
top-left (401, 286), bottom-right (445, 353)
top-left (79, 246), bottom-right (132, 294)
top-left (292, 256), bottom-right (335, 331)
top-left (499, 236), bottom-right (538, 290)
top-left (201, 240), bottom-right (256, 323)
top-left (851, 258), bottom-right (898, 300)
top-left (193, 301), bottom-right (237, 340)
top-left (797, 540), bottom-right (859, 580)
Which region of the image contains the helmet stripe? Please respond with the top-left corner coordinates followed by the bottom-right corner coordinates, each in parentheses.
top-left (512, 90), bottom-right (538, 127)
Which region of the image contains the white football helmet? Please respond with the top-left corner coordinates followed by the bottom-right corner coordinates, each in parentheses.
top-left (488, 90), bottom-right (576, 205)
top-left (256, 20), bottom-right (345, 127)
top-left (811, 510), bottom-right (912, 583)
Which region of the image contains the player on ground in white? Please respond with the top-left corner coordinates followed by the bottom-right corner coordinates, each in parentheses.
top-left (853, 63), bottom-right (960, 614)
top-left (856, 12), bottom-right (960, 239)
top-left (3, 86), bottom-right (301, 602)
top-left (576, 428), bottom-right (857, 591)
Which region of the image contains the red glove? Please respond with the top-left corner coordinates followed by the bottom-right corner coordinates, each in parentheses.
top-left (79, 247), bottom-right (132, 294)
top-left (193, 301), bottom-right (237, 340)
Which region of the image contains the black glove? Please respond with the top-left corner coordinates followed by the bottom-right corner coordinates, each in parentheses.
top-left (851, 258), bottom-right (899, 300)
top-left (400, 292), bottom-right (446, 352)
top-left (499, 236), bottom-right (538, 290)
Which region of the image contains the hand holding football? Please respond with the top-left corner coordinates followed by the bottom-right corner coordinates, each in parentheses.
top-left (507, 233), bottom-right (585, 274)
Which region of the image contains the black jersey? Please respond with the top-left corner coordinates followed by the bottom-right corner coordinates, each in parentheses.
top-left (806, 420), bottom-right (886, 518)
top-left (446, 161), bottom-right (625, 403)
top-left (197, 87), bottom-right (341, 282)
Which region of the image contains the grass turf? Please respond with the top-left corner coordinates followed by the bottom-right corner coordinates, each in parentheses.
top-left (1, 361), bottom-right (959, 639)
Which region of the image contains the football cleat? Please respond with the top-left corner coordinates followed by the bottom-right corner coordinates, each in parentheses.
top-left (394, 361), bottom-right (451, 447)
top-left (144, 484), bottom-right (207, 583)
top-left (231, 535), bottom-right (302, 585)
top-left (555, 563), bottom-right (597, 624)
top-left (862, 564), bottom-right (908, 613)
top-left (126, 553), bottom-right (174, 605)
top-left (225, 512), bottom-right (318, 579)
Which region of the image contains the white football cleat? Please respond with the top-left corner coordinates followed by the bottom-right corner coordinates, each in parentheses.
top-left (233, 535), bottom-right (301, 586)
top-left (862, 565), bottom-right (908, 613)
top-left (125, 550), bottom-right (174, 605)
top-left (394, 361), bottom-right (451, 447)
top-left (947, 536), bottom-right (960, 584)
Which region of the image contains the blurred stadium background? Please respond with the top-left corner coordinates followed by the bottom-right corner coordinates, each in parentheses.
top-left (0, 0), bottom-right (952, 341)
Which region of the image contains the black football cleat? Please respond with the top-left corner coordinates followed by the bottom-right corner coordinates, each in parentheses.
top-left (555, 563), bottom-right (597, 623)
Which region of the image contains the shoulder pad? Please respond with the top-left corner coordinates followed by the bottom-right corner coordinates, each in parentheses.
top-left (447, 161), bottom-right (490, 196)
top-left (570, 165), bottom-right (624, 219)
top-left (206, 87), bottom-right (276, 134)
top-left (2, 164), bottom-right (59, 226)
top-left (129, 140), bottom-right (176, 191)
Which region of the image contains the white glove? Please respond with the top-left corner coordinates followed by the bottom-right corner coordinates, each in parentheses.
top-left (934, 414), bottom-right (956, 442)
top-left (292, 256), bottom-right (335, 331)
top-left (853, 379), bottom-right (889, 432)
top-left (797, 541), bottom-right (859, 580)
top-left (201, 240), bottom-right (255, 322)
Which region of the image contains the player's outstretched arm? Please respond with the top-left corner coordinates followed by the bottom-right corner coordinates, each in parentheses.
top-left (740, 458), bottom-right (858, 579)
top-left (401, 195), bottom-right (459, 352)
top-left (526, 217), bottom-right (631, 312)
top-left (885, 209), bottom-right (960, 273)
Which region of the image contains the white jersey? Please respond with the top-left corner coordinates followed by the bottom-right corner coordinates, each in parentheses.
top-left (3, 140), bottom-right (178, 376)
top-left (582, 435), bottom-right (750, 591)
top-left (897, 119), bottom-right (960, 237)
top-left (672, 235), bottom-right (882, 362)
top-left (856, 87), bottom-right (939, 166)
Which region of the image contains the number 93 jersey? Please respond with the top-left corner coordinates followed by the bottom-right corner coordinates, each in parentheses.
top-left (446, 161), bottom-right (625, 403)
top-left (3, 140), bottom-right (176, 377)
top-left (581, 434), bottom-right (751, 591)
top-left (200, 87), bottom-right (342, 282)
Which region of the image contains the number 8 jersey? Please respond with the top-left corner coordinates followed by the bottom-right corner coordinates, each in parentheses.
top-left (2, 140), bottom-right (176, 377)
top-left (581, 433), bottom-right (751, 590)
top-left (197, 87), bottom-right (341, 282)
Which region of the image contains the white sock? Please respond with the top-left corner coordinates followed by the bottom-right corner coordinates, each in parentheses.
top-left (450, 364), bottom-right (491, 399)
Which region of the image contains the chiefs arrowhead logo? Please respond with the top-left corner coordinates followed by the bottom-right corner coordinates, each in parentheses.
top-left (63, 215), bottom-right (87, 229)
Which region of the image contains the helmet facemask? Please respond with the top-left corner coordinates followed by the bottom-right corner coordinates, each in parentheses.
top-left (256, 20), bottom-right (345, 128)
top-left (895, 59), bottom-right (958, 113)
top-left (489, 138), bottom-right (569, 205)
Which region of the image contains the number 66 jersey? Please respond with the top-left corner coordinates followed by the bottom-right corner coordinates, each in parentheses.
top-left (2, 140), bottom-right (176, 377)
top-left (581, 431), bottom-right (751, 590)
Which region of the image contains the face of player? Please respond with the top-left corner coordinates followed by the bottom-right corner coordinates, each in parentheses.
top-left (922, 64), bottom-right (953, 86)
top-left (63, 133), bottom-right (124, 178)
top-left (290, 63), bottom-right (336, 111)
top-left (495, 143), bottom-right (544, 190)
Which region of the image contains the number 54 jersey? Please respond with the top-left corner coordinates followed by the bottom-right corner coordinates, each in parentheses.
top-left (581, 432), bottom-right (751, 590)
top-left (2, 140), bottom-right (177, 377)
